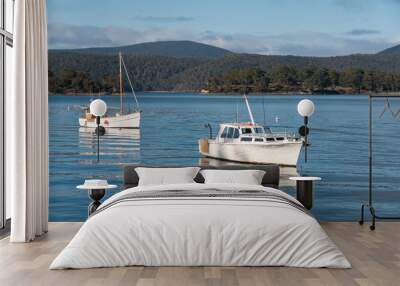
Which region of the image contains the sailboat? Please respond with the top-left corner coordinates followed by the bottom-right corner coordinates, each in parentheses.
top-left (198, 94), bottom-right (302, 166)
top-left (79, 52), bottom-right (141, 129)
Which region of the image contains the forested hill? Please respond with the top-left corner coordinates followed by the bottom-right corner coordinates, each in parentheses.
top-left (48, 41), bottom-right (400, 94)
top-left (378, 44), bottom-right (400, 55)
top-left (51, 40), bottom-right (232, 59)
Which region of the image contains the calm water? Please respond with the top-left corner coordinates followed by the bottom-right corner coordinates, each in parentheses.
top-left (49, 94), bottom-right (400, 221)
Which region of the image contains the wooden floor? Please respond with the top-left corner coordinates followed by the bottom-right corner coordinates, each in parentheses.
top-left (0, 222), bottom-right (399, 286)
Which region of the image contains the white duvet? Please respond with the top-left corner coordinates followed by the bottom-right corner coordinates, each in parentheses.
top-left (50, 183), bottom-right (350, 269)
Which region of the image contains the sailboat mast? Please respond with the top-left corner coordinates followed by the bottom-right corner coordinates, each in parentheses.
top-left (236, 103), bottom-right (239, 123)
top-left (243, 94), bottom-right (255, 125)
top-left (120, 55), bottom-right (140, 110)
top-left (119, 52), bottom-right (123, 114)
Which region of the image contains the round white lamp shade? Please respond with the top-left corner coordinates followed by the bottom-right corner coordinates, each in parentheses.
top-left (90, 99), bottom-right (107, 117)
top-left (297, 99), bottom-right (315, 117)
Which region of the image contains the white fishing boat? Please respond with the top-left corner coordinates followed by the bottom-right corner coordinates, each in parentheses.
top-left (198, 95), bottom-right (303, 166)
top-left (79, 52), bottom-right (141, 129)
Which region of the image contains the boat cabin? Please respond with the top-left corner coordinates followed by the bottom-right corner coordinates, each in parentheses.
top-left (215, 123), bottom-right (296, 143)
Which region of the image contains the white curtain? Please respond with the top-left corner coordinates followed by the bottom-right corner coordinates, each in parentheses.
top-left (8, 0), bottom-right (49, 242)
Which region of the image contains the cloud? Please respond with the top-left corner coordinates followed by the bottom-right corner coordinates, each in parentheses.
top-left (198, 31), bottom-right (394, 56)
top-left (48, 23), bottom-right (115, 49)
top-left (333, 0), bottom-right (400, 10)
top-left (48, 23), bottom-right (195, 49)
top-left (333, 0), bottom-right (366, 11)
top-left (346, 29), bottom-right (380, 36)
top-left (133, 16), bottom-right (194, 23)
top-left (48, 22), bottom-right (396, 56)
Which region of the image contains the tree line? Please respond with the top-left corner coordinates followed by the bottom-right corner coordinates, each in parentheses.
top-left (48, 52), bottom-right (204, 94)
top-left (205, 66), bottom-right (400, 94)
top-left (49, 66), bottom-right (400, 95)
top-left (48, 50), bottom-right (400, 94)
top-left (48, 69), bottom-right (118, 94)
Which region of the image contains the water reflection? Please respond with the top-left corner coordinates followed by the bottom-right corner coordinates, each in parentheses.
top-left (78, 127), bottom-right (141, 163)
top-left (50, 94), bottom-right (400, 221)
top-left (79, 126), bottom-right (141, 137)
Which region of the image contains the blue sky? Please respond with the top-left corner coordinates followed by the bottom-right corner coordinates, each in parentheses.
top-left (47, 0), bottom-right (400, 56)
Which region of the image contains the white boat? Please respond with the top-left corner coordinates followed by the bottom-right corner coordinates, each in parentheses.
top-left (198, 95), bottom-right (303, 166)
top-left (79, 127), bottom-right (141, 138)
top-left (79, 52), bottom-right (141, 129)
top-left (79, 111), bottom-right (140, 129)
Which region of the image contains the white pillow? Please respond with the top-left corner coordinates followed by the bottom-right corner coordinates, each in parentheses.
top-left (200, 169), bottom-right (265, 185)
top-left (136, 167), bottom-right (200, 186)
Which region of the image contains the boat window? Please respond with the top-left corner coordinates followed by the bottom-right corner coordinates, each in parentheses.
top-left (255, 138), bottom-right (264, 142)
top-left (227, 127), bottom-right (234, 138)
top-left (221, 128), bottom-right (228, 138)
top-left (254, 127), bottom-right (264, 134)
top-left (276, 137), bottom-right (285, 141)
top-left (233, 128), bottom-right (240, 138)
top-left (240, 137), bottom-right (252, 142)
top-left (266, 137), bottom-right (275, 142)
top-left (264, 127), bottom-right (272, 134)
top-left (241, 128), bottom-right (252, 134)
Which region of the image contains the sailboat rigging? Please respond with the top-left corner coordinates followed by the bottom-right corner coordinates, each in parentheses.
top-left (79, 52), bottom-right (141, 129)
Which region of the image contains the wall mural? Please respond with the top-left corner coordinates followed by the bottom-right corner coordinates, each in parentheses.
top-left (47, 0), bottom-right (400, 222)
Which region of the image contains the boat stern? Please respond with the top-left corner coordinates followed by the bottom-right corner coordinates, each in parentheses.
top-left (198, 138), bottom-right (210, 156)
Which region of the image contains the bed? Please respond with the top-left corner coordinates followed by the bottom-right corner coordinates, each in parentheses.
top-left (50, 165), bottom-right (350, 269)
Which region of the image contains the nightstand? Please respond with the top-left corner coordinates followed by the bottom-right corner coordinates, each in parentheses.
top-left (289, 177), bottom-right (321, 210)
top-left (77, 180), bottom-right (117, 216)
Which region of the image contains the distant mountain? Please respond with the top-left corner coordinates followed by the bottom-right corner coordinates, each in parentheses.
top-left (378, 44), bottom-right (400, 55)
top-left (51, 41), bottom-right (233, 59)
top-left (48, 42), bottom-right (400, 94)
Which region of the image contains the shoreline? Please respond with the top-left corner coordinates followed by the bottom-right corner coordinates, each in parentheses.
top-left (48, 91), bottom-right (400, 96)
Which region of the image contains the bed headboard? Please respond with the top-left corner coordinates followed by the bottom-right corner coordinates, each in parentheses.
top-left (123, 164), bottom-right (280, 189)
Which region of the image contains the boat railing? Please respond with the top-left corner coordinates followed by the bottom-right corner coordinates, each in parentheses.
top-left (270, 128), bottom-right (299, 139)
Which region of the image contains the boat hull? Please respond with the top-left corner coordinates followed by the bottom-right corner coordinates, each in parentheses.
top-left (199, 139), bottom-right (302, 166)
top-left (79, 112), bottom-right (141, 129)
